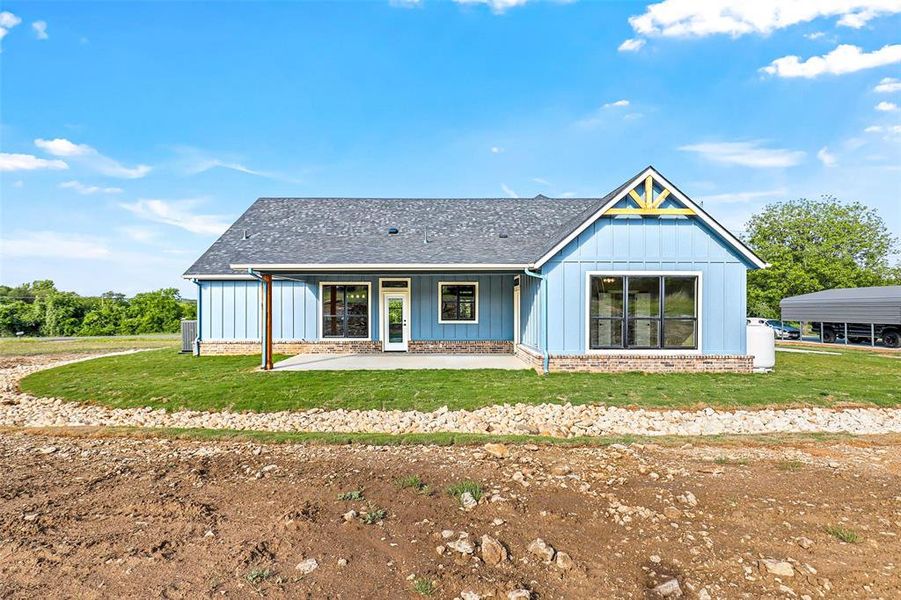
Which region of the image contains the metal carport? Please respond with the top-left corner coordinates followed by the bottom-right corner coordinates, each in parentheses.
top-left (780, 286), bottom-right (901, 347)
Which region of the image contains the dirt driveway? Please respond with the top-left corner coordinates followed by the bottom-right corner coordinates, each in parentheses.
top-left (0, 430), bottom-right (898, 599)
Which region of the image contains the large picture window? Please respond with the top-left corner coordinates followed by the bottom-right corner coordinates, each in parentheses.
top-left (438, 282), bottom-right (478, 323)
top-left (321, 283), bottom-right (370, 339)
top-left (588, 274), bottom-right (698, 350)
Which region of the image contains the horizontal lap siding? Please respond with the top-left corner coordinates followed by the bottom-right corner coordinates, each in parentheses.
top-left (543, 217), bottom-right (749, 355)
top-left (198, 274), bottom-right (515, 342)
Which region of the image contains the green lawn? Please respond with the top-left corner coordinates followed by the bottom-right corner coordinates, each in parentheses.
top-left (18, 346), bottom-right (900, 412)
top-left (0, 334), bottom-right (179, 356)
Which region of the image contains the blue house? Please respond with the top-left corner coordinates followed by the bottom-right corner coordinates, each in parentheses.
top-left (184, 166), bottom-right (766, 373)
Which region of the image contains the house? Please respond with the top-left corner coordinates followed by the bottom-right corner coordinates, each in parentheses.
top-left (183, 166), bottom-right (767, 373)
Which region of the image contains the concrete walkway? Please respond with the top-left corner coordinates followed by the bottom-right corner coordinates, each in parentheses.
top-left (273, 353), bottom-right (530, 371)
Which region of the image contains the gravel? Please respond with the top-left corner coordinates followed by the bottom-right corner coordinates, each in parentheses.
top-left (3, 353), bottom-right (900, 437)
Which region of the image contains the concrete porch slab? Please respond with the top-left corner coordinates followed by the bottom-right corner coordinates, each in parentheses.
top-left (273, 353), bottom-right (530, 371)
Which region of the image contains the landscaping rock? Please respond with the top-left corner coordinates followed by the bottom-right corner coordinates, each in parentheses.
top-left (760, 559), bottom-right (795, 577)
top-left (527, 538), bottom-right (555, 562)
top-left (555, 551), bottom-right (574, 571)
top-left (479, 535), bottom-right (507, 566)
top-left (508, 590), bottom-right (531, 600)
top-left (652, 578), bottom-right (682, 598)
top-left (460, 492), bottom-right (478, 511)
top-left (447, 538), bottom-right (475, 555)
top-left (295, 558), bottom-right (318, 575)
top-left (483, 443), bottom-right (509, 458)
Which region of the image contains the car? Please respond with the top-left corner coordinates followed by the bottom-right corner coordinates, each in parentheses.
top-left (746, 318), bottom-right (801, 340)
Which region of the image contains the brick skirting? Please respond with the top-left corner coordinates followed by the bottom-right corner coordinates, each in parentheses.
top-left (515, 344), bottom-right (752, 374)
top-left (199, 339), bottom-right (512, 356)
top-left (407, 340), bottom-right (513, 354)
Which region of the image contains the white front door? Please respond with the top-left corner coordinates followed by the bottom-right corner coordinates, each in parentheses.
top-left (383, 293), bottom-right (409, 351)
top-left (513, 285), bottom-right (521, 348)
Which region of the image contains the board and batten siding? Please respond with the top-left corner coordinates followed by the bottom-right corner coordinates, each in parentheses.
top-left (541, 217), bottom-right (750, 355)
top-left (519, 273), bottom-right (542, 351)
top-left (197, 274), bottom-right (515, 342)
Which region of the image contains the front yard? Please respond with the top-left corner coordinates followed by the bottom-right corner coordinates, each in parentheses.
top-left (18, 346), bottom-right (900, 412)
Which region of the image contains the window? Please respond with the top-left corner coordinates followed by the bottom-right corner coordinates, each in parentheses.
top-left (321, 283), bottom-right (370, 339)
top-left (588, 274), bottom-right (698, 350)
top-left (438, 282), bottom-right (478, 323)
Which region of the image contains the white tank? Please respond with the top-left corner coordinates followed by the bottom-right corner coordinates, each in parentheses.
top-left (746, 322), bottom-right (776, 371)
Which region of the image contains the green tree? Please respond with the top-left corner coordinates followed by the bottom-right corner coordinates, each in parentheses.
top-left (122, 288), bottom-right (188, 334)
top-left (79, 292), bottom-right (128, 336)
top-left (745, 196), bottom-right (901, 317)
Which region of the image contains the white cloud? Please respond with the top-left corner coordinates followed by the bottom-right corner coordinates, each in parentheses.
top-left (696, 188), bottom-right (788, 204)
top-left (865, 124), bottom-right (901, 133)
top-left (490, 146), bottom-right (504, 154)
top-left (627, 1), bottom-right (900, 39)
top-left (453, 0), bottom-right (529, 14)
top-left (35, 138), bottom-right (151, 178)
top-left (761, 44), bottom-right (901, 78)
top-left (618, 38), bottom-right (645, 52)
top-left (32, 20), bottom-right (47, 40)
top-left (817, 146), bottom-right (837, 167)
top-left (13, 179), bottom-right (24, 188)
top-left (389, 0), bottom-right (422, 6)
top-left (603, 99), bottom-right (630, 108)
top-left (804, 31), bottom-right (826, 40)
top-left (118, 226), bottom-right (159, 243)
top-left (1, 231), bottom-right (110, 259)
top-left (500, 183), bottom-right (518, 198)
top-left (120, 199), bottom-right (230, 235)
top-left (532, 177), bottom-right (551, 185)
top-left (876, 101), bottom-right (899, 111)
top-left (0, 11), bottom-right (21, 45)
top-left (59, 180), bottom-right (124, 195)
top-left (874, 77), bottom-right (901, 92)
top-left (171, 145), bottom-right (297, 182)
top-left (679, 141), bottom-right (805, 168)
top-left (0, 152), bottom-right (68, 172)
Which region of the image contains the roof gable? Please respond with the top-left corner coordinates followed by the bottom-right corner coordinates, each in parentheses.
top-left (532, 166), bottom-right (768, 270)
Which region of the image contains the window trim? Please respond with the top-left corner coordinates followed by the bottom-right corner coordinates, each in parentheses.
top-left (583, 271), bottom-right (703, 355)
top-left (318, 281), bottom-right (372, 341)
top-left (437, 281), bottom-right (479, 324)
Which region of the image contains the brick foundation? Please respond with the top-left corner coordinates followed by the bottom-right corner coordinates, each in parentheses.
top-left (199, 339), bottom-right (512, 356)
top-left (515, 344), bottom-right (753, 374)
top-left (407, 340), bottom-right (513, 354)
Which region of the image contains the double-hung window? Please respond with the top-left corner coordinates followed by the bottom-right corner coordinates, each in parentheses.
top-left (588, 274), bottom-right (698, 350)
top-left (321, 283), bottom-right (370, 339)
top-left (438, 282), bottom-right (478, 323)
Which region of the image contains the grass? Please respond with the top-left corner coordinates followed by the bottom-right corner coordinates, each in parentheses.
top-left (777, 459), bottom-right (804, 471)
top-left (396, 474), bottom-right (427, 492)
top-left (18, 345), bottom-right (901, 412)
top-left (0, 334), bottom-right (179, 356)
top-left (411, 578), bottom-right (436, 596)
top-left (825, 525), bottom-right (860, 543)
top-left (447, 480), bottom-right (483, 502)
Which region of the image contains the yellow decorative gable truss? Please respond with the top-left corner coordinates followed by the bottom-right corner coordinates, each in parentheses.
top-left (604, 175), bottom-right (695, 217)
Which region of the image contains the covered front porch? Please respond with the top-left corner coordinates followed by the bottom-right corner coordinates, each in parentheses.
top-left (273, 352), bottom-right (530, 371)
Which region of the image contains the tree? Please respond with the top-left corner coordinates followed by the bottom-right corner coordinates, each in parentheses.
top-left (745, 196), bottom-right (901, 317)
top-left (79, 293), bottom-right (128, 336)
top-left (122, 288), bottom-right (189, 334)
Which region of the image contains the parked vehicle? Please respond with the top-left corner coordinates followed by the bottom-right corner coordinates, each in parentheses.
top-left (811, 322), bottom-right (901, 348)
top-left (746, 318), bottom-right (801, 340)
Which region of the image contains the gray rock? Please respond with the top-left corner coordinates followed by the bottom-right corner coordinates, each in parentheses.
top-left (527, 538), bottom-right (555, 562)
top-left (555, 551), bottom-right (574, 571)
top-left (295, 558), bottom-right (318, 574)
top-left (447, 538), bottom-right (475, 555)
top-left (460, 491), bottom-right (478, 510)
top-left (652, 578), bottom-right (682, 598)
top-left (507, 590), bottom-right (531, 600)
top-left (760, 559), bottom-right (795, 577)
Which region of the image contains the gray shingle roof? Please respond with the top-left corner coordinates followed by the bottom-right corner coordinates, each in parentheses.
top-left (184, 190), bottom-right (624, 276)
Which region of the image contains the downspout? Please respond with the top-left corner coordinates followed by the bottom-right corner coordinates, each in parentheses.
top-left (523, 268), bottom-right (549, 374)
top-left (191, 278), bottom-right (202, 356)
top-left (247, 268), bottom-right (267, 370)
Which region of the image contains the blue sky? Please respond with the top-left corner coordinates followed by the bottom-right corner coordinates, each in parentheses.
top-left (1, 0), bottom-right (899, 296)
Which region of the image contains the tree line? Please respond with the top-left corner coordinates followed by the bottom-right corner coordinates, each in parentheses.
top-left (745, 196), bottom-right (900, 318)
top-left (0, 281), bottom-right (196, 337)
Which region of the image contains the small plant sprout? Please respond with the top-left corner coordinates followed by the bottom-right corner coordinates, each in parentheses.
top-left (826, 525), bottom-right (859, 543)
top-left (412, 577), bottom-right (436, 596)
top-left (337, 490), bottom-right (364, 501)
top-left (397, 474), bottom-right (427, 491)
top-left (447, 480), bottom-right (483, 502)
top-left (245, 568), bottom-right (273, 584)
top-left (777, 459), bottom-right (803, 471)
top-left (361, 505), bottom-right (387, 524)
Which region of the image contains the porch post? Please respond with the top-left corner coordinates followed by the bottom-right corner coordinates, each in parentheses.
top-left (263, 273), bottom-right (273, 370)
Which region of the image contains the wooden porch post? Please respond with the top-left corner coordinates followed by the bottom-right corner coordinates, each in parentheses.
top-left (263, 273), bottom-right (273, 370)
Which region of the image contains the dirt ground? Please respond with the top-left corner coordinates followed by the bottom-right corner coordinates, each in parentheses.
top-left (0, 430), bottom-right (899, 599)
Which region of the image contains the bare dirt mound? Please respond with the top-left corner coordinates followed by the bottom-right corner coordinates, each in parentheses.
top-left (0, 432), bottom-right (898, 599)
